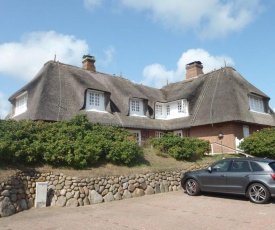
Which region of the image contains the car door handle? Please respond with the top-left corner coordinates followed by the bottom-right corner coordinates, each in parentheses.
top-left (244, 175), bottom-right (249, 178)
top-left (221, 175), bottom-right (226, 177)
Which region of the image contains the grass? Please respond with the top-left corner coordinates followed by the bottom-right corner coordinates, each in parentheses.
top-left (0, 148), bottom-right (235, 183)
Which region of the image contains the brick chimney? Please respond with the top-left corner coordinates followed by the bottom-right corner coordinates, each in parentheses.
top-left (185, 61), bottom-right (203, 79)
top-left (82, 55), bottom-right (96, 72)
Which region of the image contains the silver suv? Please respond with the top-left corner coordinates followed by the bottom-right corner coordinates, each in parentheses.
top-left (181, 158), bottom-right (275, 204)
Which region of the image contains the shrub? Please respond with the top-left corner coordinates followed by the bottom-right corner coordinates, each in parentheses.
top-left (0, 115), bottom-right (143, 168)
top-left (238, 128), bottom-right (275, 158)
top-left (149, 133), bottom-right (210, 160)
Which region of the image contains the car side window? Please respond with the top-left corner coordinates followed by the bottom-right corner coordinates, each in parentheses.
top-left (231, 161), bottom-right (251, 172)
top-left (212, 160), bottom-right (230, 172)
top-left (250, 162), bottom-right (264, 172)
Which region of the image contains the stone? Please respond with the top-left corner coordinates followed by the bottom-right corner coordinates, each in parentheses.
top-left (140, 182), bottom-right (147, 190)
top-left (10, 194), bottom-right (17, 202)
top-left (66, 192), bottom-right (73, 200)
top-left (103, 192), bottom-right (114, 202)
top-left (122, 190), bottom-right (132, 199)
top-left (101, 189), bottom-right (109, 196)
top-left (154, 184), bottom-right (161, 194)
top-left (89, 190), bottom-right (103, 204)
top-left (132, 188), bottom-right (145, 197)
top-left (78, 198), bottom-right (83, 206)
top-left (56, 184), bottom-right (63, 190)
top-left (74, 191), bottom-right (80, 199)
top-left (0, 197), bottom-right (15, 217)
top-left (20, 199), bottom-right (28, 210)
top-left (145, 186), bottom-right (154, 195)
top-left (56, 196), bottom-right (67, 207)
top-left (83, 197), bottom-right (90, 206)
top-left (114, 192), bottom-right (122, 201)
top-left (128, 184), bottom-right (135, 192)
top-left (83, 187), bottom-right (89, 196)
top-left (28, 198), bottom-right (34, 208)
top-left (1, 190), bottom-right (10, 197)
top-left (66, 198), bottom-right (78, 207)
top-left (60, 189), bottom-right (67, 196)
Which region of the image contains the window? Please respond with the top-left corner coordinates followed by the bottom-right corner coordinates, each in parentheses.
top-left (167, 105), bottom-right (170, 115)
top-left (155, 100), bottom-right (188, 120)
top-left (131, 100), bottom-right (140, 112)
top-left (173, 130), bottom-right (183, 137)
top-left (212, 160), bottom-right (230, 172)
top-left (89, 92), bottom-right (100, 106)
top-left (178, 101), bottom-right (187, 113)
top-left (14, 92), bottom-right (28, 116)
top-left (130, 99), bottom-right (144, 116)
top-left (155, 131), bottom-right (164, 138)
top-left (231, 161), bottom-right (251, 172)
top-left (86, 90), bottom-right (106, 112)
top-left (249, 95), bottom-right (265, 113)
top-left (129, 130), bottom-right (141, 145)
top-left (251, 162), bottom-right (264, 172)
top-left (243, 125), bottom-right (250, 138)
top-left (156, 105), bottom-right (162, 115)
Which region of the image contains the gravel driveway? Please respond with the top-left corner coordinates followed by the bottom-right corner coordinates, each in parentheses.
top-left (1, 191), bottom-right (274, 230)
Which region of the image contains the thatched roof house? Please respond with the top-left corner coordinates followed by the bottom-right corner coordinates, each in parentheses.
top-left (7, 56), bottom-right (275, 154)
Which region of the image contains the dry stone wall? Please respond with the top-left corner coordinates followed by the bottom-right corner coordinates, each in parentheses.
top-left (0, 165), bottom-right (206, 218)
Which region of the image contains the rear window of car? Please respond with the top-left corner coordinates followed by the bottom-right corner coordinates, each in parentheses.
top-left (269, 162), bottom-right (275, 171)
top-left (250, 162), bottom-right (264, 172)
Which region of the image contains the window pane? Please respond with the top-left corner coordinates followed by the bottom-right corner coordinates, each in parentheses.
top-left (251, 162), bottom-right (264, 172)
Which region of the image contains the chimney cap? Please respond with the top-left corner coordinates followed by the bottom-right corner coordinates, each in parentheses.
top-left (82, 55), bottom-right (95, 61)
top-left (186, 61), bottom-right (202, 66)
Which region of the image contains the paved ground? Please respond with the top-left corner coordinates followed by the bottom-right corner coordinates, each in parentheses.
top-left (1, 191), bottom-right (275, 230)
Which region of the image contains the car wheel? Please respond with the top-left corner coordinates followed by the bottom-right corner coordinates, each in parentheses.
top-left (247, 183), bottom-right (270, 204)
top-left (185, 179), bottom-right (201, 196)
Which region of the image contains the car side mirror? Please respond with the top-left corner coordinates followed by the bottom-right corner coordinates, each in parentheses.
top-left (208, 166), bottom-right (212, 172)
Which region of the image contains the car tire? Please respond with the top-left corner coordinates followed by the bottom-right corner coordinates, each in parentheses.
top-left (247, 183), bottom-right (270, 204)
top-left (185, 179), bottom-right (201, 196)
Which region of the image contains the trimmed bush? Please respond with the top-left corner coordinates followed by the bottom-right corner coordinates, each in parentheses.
top-left (238, 128), bottom-right (275, 158)
top-left (0, 115), bottom-right (143, 168)
top-left (149, 133), bottom-right (210, 160)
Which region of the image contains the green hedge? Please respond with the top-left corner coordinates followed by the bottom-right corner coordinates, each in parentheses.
top-left (0, 115), bottom-right (143, 168)
top-left (149, 132), bottom-right (210, 160)
top-left (238, 128), bottom-right (275, 158)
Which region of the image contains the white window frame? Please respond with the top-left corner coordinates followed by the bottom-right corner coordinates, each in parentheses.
top-left (243, 125), bottom-right (250, 138)
top-left (155, 99), bottom-right (188, 120)
top-left (173, 130), bottom-right (183, 138)
top-left (155, 131), bottom-right (164, 138)
top-left (130, 98), bottom-right (145, 116)
top-left (86, 90), bottom-right (106, 112)
top-left (156, 105), bottom-right (162, 115)
top-left (14, 92), bottom-right (28, 116)
top-left (249, 95), bottom-right (265, 113)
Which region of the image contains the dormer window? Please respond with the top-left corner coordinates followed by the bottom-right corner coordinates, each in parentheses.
top-left (130, 98), bottom-right (145, 116)
top-left (155, 99), bottom-right (188, 120)
top-left (249, 95), bottom-right (265, 113)
top-left (86, 90), bottom-right (106, 112)
top-left (14, 92), bottom-right (28, 116)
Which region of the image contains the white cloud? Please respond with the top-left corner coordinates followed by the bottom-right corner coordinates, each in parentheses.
top-left (0, 92), bottom-right (9, 119)
top-left (83, 0), bottom-right (103, 10)
top-left (98, 45), bottom-right (116, 67)
top-left (141, 49), bottom-right (234, 88)
top-left (0, 31), bottom-right (89, 81)
top-left (119, 0), bottom-right (263, 39)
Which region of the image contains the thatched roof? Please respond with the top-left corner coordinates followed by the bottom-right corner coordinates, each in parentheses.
top-left (7, 61), bottom-right (275, 129)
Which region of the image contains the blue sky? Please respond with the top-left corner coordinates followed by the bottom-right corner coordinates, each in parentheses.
top-left (1, 0), bottom-right (275, 118)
